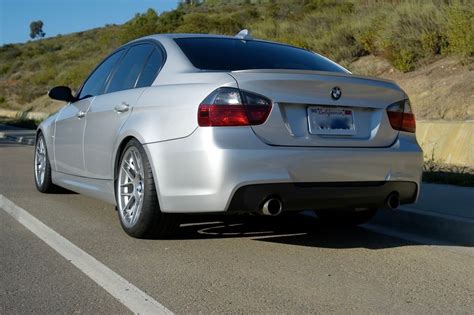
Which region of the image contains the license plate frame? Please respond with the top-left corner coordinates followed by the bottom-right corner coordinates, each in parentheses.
top-left (307, 106), bottom-right (356, 136)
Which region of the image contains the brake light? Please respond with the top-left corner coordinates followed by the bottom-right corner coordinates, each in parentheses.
top-left (198, 87), bottom-right (272, 127)
top-left (386, 100), bottom-right (416, 133)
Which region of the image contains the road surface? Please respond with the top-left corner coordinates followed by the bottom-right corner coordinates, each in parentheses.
top-left (1, 142), bottom-right (473, 314)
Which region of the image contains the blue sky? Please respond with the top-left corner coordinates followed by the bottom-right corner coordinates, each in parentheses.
top-left (0, 0), bottom-right (179, 45)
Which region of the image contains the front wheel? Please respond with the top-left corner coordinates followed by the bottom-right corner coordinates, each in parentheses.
top-left (34, 133), bottom-right (57, 193)
top-left (314, 208), bottom-right (378, 226)
top-left (116, 139), bottom-right (180, 238)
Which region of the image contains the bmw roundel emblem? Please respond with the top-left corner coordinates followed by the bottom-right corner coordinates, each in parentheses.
top-left (331, 87), bottom-right (342, 100)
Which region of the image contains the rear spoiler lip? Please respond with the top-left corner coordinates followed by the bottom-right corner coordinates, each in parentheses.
top-left (229, 68), bottom-right (402, 91)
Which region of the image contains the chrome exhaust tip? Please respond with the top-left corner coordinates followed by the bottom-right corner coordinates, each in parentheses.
top-left (261, 198), bottom-right (283, 216)
top-left (386, 192), bottom-right (400, 210)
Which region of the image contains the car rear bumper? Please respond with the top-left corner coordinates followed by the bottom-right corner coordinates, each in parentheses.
top-left (227, 181), bottom-right (417, 213)
top-left (144, 127), bottom-right (423, 213)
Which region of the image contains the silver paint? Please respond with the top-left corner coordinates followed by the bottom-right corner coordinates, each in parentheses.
top-left (37, 33), bottom-right (424, 213)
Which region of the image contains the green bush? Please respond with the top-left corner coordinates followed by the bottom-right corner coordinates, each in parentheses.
top-left (1, 0), bottom-right (474, 111)
top-left (0, 64), bottom-right (10, 75)
top-left (30, 66), bottom-right (56, 86)
top-left (444, 4), bottom-right (474, 59)
top-left (156, 10), bottom-right (185, 33)
top-left (377, 3), bottom-right (444, 72)
top-left (121, 9), bottom-right (160, 43)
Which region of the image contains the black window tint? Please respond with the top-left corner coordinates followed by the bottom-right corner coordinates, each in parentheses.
top-left (79, 50), bottom-right (124, 99)
top-left (175, 38), bottom-right (345, 73)
top-left (136, 49), bottom-right (164, 88)
top-left (107, 44), bottom-right (154, 93)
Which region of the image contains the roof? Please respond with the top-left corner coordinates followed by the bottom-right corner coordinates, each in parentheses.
top-left (144, 33), bottom-right (259, 41)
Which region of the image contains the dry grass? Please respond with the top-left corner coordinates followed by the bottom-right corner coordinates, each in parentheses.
top-left (423, 158), bottom-right (474, 187)
top-left (0, 0), bottom-right (472, 117)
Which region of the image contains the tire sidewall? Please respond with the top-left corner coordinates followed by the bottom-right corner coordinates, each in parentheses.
top-left (34, 133), bottom-right (53, 193)
top-left (116, 139), bottom-right (159, 237)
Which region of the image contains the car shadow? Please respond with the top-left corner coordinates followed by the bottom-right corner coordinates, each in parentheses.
top-left (49, 187), bottom-right (78, 194)
top-left (170, 212), bottom-right (417, 250)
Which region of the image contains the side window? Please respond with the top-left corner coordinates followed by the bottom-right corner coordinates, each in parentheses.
top-left (78, 50), bottom-right (124, 99)
top-left (106, 44), bottom-right (154, 94)
top-left (136, 48), bottom-right (164, 88)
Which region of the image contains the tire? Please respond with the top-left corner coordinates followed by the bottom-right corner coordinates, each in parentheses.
top-left (314, 208), bottom-right (378, 226)
top-left (116, 139), bottom-right (180, 238)
top-left (34, 133), bottom-right (57, 193)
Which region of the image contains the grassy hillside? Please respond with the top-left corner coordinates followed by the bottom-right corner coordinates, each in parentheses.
top-left (0, 0), bottom-right (473, 118)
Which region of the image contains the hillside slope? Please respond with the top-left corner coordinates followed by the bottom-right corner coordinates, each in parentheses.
top-left (0, 0), bottom-right (472, 119)
top-left (351, 56), bottom-right (474, 120)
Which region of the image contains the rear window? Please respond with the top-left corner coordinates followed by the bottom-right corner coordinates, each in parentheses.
top-left (175, 37), bottom-right (346, 73)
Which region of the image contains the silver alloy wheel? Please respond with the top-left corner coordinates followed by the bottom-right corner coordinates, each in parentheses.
top-left (34, 136), bottom-right (46, 186)
top-left (117, 147), bottom-right (146, 228)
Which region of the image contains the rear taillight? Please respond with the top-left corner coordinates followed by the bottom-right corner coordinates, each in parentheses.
top-left (386, 100), bottom-right (416, 133)
top-left (198, 87), bottom-right (272, 127)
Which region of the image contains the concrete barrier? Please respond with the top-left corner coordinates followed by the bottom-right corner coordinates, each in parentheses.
top-left (1, 109), bottom-right (471, 167)
top-left (0, 109), bottom-right (48, 120)
top-left (417, 120), bottom-right (474, 167)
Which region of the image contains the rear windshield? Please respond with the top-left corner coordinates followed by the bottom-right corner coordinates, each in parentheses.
top-left (175, 37), bottom-right (346, 73)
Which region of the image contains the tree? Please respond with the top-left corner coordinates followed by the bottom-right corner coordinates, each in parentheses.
top-left (30, 20), bottom-right (45, 39)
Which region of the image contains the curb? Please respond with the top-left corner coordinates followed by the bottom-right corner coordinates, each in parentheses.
top-left (0, 132), bottom-right (36, 146)
top-left (372, 206), bottom-right (474, 246)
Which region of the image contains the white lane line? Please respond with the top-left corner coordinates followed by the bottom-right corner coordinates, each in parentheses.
top-left (364, 223), bottom-right (474, 258)
top-left (0, 194), bottom-right (173, 315)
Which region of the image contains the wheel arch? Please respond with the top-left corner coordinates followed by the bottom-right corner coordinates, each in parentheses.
top-left (113, 136), bottom-right (137, 181)
top-left (35, 126), bottom-right (55, 170)
top-left (113, 135), bottom-right (164, 211)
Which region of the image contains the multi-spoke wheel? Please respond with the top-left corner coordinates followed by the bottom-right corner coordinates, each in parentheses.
top-left (34, 133), bottom-right (56, 193)
top-left (116, 139), bottom-right (180, 238)
top-left (118, 146), bottom-right (146, 228)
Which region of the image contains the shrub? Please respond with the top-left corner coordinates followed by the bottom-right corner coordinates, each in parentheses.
top-left (56, 61), bottom-right (97, 89)
top-left (443, 4), bottom-right (474, 59)
top-left (1, 0), bottom-right (474, 114)
top-left (378, 3), bottom-right (444, 72)
top-left (0, 64), bottom-right (10, 75)
top-left (120, 9), bottom-right (160, 43)
top-left (157, 10), bottom-right (185, 33)
top-left (30, 67), bottom-right (56, 86)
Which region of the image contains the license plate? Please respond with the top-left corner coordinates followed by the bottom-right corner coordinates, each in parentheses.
top-left (307, 106), bottom-right (356, 135)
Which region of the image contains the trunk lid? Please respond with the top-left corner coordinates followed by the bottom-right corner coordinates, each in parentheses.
top-left (230, 70), bottom-right (405, 148)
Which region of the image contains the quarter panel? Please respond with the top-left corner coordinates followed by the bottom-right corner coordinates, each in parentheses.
top-left (119, 72), bottom-right (238, 145)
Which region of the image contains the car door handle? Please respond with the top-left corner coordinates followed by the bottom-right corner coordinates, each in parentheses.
top-left (114, 102), bottom-right (130, 113)
top-left (76, 110), bottom-right (86, 119)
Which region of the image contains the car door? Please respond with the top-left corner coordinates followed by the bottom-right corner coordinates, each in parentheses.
top-left (54, 49), bottom-right (124, 176)
top-left (83, 43), bottom-right (164, 179)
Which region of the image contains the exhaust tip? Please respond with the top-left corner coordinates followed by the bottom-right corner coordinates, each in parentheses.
top-left (386, 192), bottom-right (400, 210)
top-left (261, 198), bottom-right (283, 216)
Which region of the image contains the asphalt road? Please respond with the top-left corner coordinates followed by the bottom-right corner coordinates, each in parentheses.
top-left (1, 142), bottom-right (473, 314)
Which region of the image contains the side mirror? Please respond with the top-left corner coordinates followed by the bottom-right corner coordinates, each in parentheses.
top-left (48, 86), bottom-right (75, 102)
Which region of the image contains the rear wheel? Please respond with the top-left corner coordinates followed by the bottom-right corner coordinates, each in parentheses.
top-left (34, 133), bottom-right (57, 193)
top-left (314, 208), bottom-right (377, 226)
top-left (116, 139), bottom-right (180, 238)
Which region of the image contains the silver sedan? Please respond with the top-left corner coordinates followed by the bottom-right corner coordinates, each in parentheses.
top-left (35, 32), bottom-right (423, 238)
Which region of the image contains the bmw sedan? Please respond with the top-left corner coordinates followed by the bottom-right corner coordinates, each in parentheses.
top-left (36, 32), bottom-right (423, 238)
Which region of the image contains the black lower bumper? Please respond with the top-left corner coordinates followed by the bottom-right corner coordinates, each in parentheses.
top-left (227, 181), bottom-right (418, 213)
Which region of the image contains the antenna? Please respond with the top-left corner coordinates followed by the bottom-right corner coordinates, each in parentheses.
top-left (235, 29), bottom-right (253, 40)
